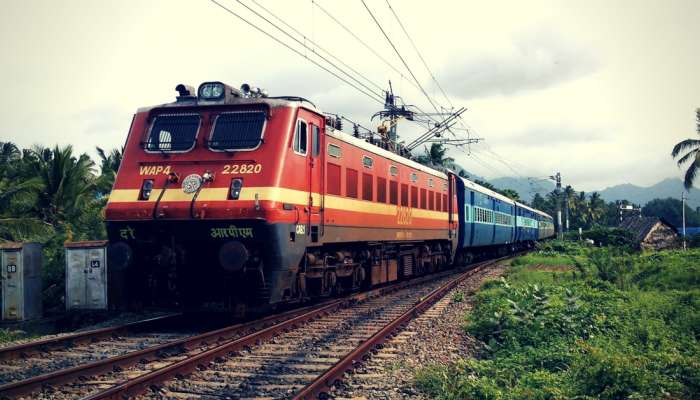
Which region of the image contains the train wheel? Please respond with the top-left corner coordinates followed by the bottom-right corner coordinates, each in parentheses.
top-left (324, 271), bottom-right (337, 296)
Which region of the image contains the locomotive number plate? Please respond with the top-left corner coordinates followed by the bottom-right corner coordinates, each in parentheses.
top-left (139, 165), bottom-right (172, 175)
top-left (222, 163), bottom-right (262, 175)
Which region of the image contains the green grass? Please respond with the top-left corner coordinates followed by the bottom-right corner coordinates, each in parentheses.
top-left (416, 243), bottom-right (700, 399)
top-left (0, 329), bottom-right (25, 344)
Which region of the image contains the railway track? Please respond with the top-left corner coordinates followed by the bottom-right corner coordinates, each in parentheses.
top-left (0, 314), bottom-right (186, 385)
top-left (0, 257), bottom-right (507, 400)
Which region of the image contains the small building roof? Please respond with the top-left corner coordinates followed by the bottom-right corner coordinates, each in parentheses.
top-left (619, 216), bottom-right (677, 243)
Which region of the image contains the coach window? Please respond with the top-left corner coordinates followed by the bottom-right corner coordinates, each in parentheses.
top-left (312, 125), bottom-right (320, 156)
top-left (389, 165), bottom-right (399, 176)
top-left (410, 172), bottom-right (418, 183)
top-left (362, 156), bottom-right (373, 168)
top-left (293, 119), bottom-right (308, 155)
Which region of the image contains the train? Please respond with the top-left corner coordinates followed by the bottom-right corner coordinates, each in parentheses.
top-left (104, 81), bottom-right (554, 313)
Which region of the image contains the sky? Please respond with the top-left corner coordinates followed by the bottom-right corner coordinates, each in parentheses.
top-left (1, 0), bottom-right (698, 191)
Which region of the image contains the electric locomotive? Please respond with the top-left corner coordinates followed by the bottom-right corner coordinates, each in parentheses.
top-left (105, 81), bottom-right (459, 313)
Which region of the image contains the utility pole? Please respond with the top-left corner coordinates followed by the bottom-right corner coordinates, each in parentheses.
top-left (549, 172), bottom-right (563, 240)
top-left (682, 191), bottom-right (687, 250)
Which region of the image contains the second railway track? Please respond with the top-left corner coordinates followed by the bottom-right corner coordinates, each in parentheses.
top-left (0, 257), bottom-right (509, 400)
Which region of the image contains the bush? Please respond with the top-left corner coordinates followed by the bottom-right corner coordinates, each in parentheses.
top-left (583, 226), bottom-right (636, 248)
top-left (416, 248), bottom-right (700, 399)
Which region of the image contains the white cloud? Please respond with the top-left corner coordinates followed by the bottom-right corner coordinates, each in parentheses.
top-left (440, 30), bottom-right (599, 99)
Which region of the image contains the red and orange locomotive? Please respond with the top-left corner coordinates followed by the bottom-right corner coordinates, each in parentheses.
top-left (105, 82), bottom-right (458, 312)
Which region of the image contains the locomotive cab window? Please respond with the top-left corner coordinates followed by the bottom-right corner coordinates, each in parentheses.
top-left (293, 119), bottom-right (308, 155)
top-left (145, 114), bottom-right (200, 152)
top-left (209, 110), bottom-right (266, 151)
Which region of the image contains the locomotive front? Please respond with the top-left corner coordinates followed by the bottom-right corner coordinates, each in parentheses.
top-left (105, 82), bottom-right (314, 313)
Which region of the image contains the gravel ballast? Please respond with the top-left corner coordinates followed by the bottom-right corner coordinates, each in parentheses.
top-left (330, 261), bottom-right (510, 400)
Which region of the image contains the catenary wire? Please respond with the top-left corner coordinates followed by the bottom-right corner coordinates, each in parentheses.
top-left (311, 0), bottom-right (423, 95)
top-left (231, 0), bottom-right (385, 101)
top-left (209, 0), bottom-right (384, 105)
top-left (384, 0), bottom-right (454, 109)
top-left (248, 0), bottom-right (385, 94)
top-left (360, 0), bottom-right (442, 117)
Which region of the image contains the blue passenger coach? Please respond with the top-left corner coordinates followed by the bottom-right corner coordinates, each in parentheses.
top-left (455, 176), bottom-right (554, 263)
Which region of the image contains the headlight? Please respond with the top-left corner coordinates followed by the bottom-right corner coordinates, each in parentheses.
top-left (229, 178), bottom-right (243, 200)
top-left (139, 179), bottom-right (154, 200)
top-left (198, 82), bottom-right (226, 100)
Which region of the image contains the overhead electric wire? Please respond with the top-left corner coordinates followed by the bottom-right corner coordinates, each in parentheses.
top-left (468, 151), bottom-right (512, 178)
top-left (360, 0), bottom-right (442, 117)
top-left (230, 0), bottom-right (385, 101)
top-left (311, 0), bottom-right (424, 95)
top-left (208, 0), bottom-right (383, 106)
top-left (383, 0), bottom-right (454, 110)
top-left (248, 0), bottom-right (385, 94)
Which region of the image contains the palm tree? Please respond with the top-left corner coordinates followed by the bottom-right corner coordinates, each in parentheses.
top-left (95, 146), bottom-right (123, 195)
top-left (671, 108), bottom-right (700, 189)
top-left (27, 145), bottom-right (97, 225)
top-left (415, 143), bottom-right (454, 168)
top-left (0, 142), bottom-right (53, 241)
top-left (588, 192), bottom-right (606, 225)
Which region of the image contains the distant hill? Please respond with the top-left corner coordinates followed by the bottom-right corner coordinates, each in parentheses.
top-left (486, 176), bottom-right (700, 209)
top-left (598, 178), bottom-right (700, 209)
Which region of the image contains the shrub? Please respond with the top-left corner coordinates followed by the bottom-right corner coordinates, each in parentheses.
top-left (583, 226), bottom-right (636, 248)
top-left (416, 248), bottom-right (700, 399)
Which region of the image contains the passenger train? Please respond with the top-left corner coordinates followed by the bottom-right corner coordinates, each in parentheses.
top-left (104, 81), bottom-right (554, 312)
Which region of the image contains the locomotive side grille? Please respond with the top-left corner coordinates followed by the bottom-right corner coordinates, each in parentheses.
top-left (145, 114), bottom-right (200, 152)
top-left (209, 111), bottom-right (266, 151)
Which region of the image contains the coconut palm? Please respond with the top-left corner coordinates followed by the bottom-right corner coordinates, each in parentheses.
top-left (588, 192), bottom-right (606, 225)
top-left (416, 143), bottom-right (455, 168)
top-left (26, 145), bottom-right (97, 225)
top-left (95, 146), bottom-right (123, 195)
top-left (671, 108), bottom-right (700, 190)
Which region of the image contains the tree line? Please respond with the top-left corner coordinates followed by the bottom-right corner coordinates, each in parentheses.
top-left (0, 142), bottom-right (121, 309)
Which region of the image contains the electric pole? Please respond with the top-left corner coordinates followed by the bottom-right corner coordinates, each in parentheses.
top-left (550, 172), bottom-right (563, 240)
top-left (682, 191), bottom-right (687, 250)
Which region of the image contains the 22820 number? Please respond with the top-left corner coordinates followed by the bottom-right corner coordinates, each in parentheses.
top-left (222, 164), bottom-right (262, 175)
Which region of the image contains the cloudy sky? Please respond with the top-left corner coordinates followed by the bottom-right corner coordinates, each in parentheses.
top-left (1, 0), bottom-right (698, 191)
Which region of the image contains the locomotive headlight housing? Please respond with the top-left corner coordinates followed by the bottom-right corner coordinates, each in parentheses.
top-left (198, 82), bottom-right (226, 100)
top-left (229, 178), bottom-right (243, 200)
top-left (139, 179), bottom-right (154, 200)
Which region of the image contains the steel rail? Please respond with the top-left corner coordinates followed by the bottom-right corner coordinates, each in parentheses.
top-left (293, 258), bottom-right (502, 399)
top-left (0, 302), bottom-right (338, 398)
top-left (0, 313), bottom-right (181, 361)
top-left (79, 271), bottom-right (452, 400)
top-left (0, 257), bottom-right (512, 399)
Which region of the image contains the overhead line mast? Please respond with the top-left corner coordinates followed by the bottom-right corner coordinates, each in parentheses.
top-left (360, 0), bottom-right (443, 117)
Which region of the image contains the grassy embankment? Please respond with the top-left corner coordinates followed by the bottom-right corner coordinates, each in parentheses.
top-left (417, 241), bottom-right (700, 399)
